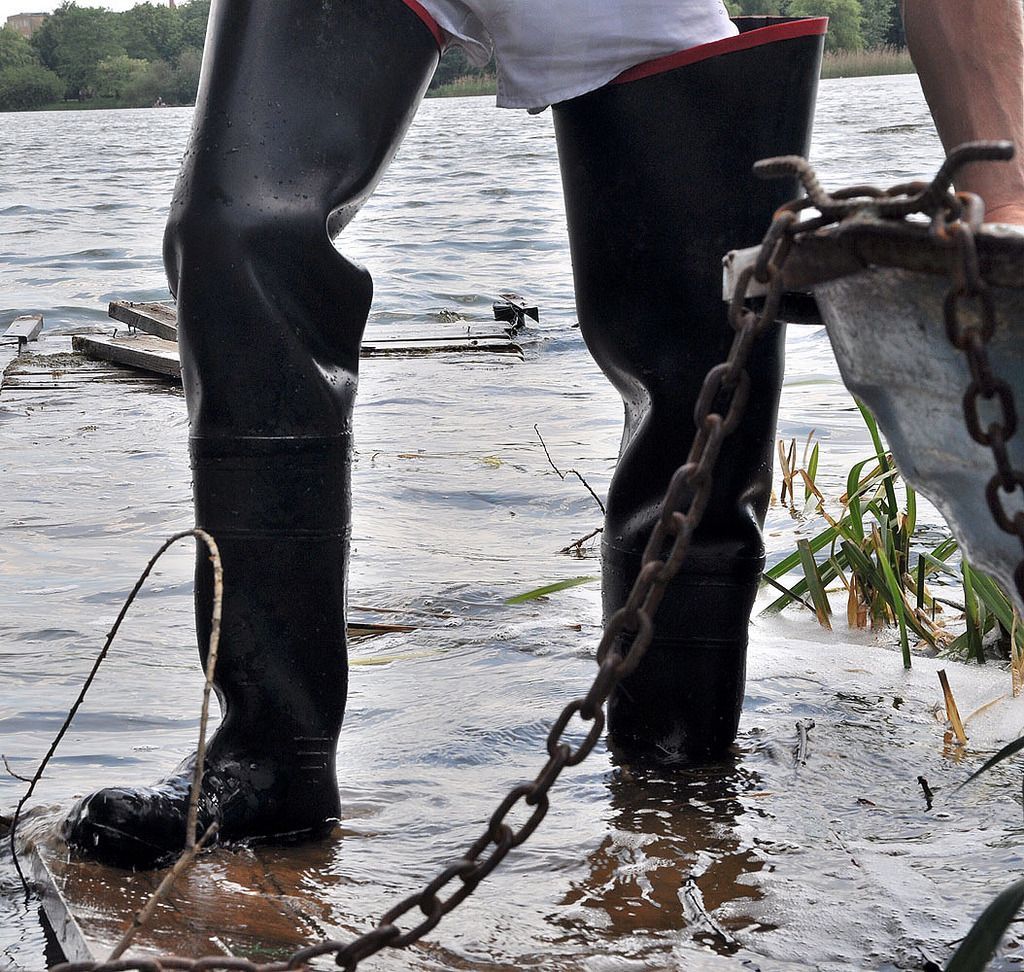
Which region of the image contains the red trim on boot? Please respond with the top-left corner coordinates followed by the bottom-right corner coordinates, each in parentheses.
top-left (613, 17), bottom-right (828, 85)
top-left (400, 0), bottom-right (446, 50)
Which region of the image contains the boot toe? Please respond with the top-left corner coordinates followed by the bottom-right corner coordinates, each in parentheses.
top-left (64, 787), bottom-right (194, 869)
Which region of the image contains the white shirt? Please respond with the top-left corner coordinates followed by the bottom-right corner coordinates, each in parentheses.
top-left (414, 0), bottom-right (738, 109)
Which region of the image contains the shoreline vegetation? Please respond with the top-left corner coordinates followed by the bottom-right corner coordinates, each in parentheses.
top-left (428, 47), bottom-right (916, 99)
top-left (820, 44), bottom-right (913, 78)
top-left (2, 0), bottom-right (911, 111)
top-left (25, 48), bottom-right (918, 112)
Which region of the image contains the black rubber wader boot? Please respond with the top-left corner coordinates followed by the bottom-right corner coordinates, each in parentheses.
top-left (63, 0), bottom-right (440, 869)
top-left (553, 18), bottom-right (824, 762)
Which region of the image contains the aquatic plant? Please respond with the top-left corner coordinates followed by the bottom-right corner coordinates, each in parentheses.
top-left (946, 878), bottom-right (1024, 971)
top-left (764, 402), bottom-right (1023, 671)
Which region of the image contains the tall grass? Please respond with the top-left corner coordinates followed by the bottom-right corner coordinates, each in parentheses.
top-left (427, 75), bottom-right (498, 99)
top-left (426, 46), bottom-right (914, 101)
top-left (821, 45), bottom-right (915, 79)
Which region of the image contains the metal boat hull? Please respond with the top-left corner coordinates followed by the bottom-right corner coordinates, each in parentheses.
top-left (814, 265), bottom-right (1024, 613)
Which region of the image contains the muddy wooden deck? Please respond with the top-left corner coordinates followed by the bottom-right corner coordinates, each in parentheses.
top-left (29, 829), bottom-right (340, 962)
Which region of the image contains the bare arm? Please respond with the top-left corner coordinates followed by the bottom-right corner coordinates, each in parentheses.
top-left (903, 0), bottom-right (1024, 223)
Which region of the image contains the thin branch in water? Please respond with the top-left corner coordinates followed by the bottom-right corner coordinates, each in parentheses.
top-left (107, 822), bottom-right (219, 961)
top-left (534, 424), bottom-right (605, 514)
top-left (185, 528), bottom-right (223, 852)
top-left (938, 669), bottom-right (968, 746)
top-left (559, 527), bottom-right (603, 556)
top-left (918, 775), bottom-right (934, 810)
top-left (795, 718), bottom-right (815, 766)
top-left (7, 529), bottom-right (224, 895)
top-left (2, 755), bottom-right (32, 783)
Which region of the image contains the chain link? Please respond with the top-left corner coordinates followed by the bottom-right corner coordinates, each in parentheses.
top-left (48, 141), bottom-right (1022, 971)
top-left (941, 221), bottom-right (1024, 591)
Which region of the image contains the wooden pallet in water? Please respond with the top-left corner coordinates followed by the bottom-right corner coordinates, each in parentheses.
top-left (72, 300), bottom-right (524, 381)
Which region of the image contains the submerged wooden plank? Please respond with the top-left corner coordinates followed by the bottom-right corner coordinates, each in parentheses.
top-left (361, 336), bottom-right (521, 356)
top-left (72, 333), bottom-right (181, 378)
top-left (0, 345), bottom-right (19, 392)
top-left (74, 329), bottom-right (520, 381)
top-left (107, 300), bottom-right (522, 357)
top-left (1, 315), bottom-right (45, 391)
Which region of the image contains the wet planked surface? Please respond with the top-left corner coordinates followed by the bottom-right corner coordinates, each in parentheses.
top-left (72, 333), bottom-right (181, 379)
top-left (1, 339), bottom-right (174, 391)
top-left (96, 300), bottom-right (524, 376)
top-left (29, 829), bottom-right (341, 962)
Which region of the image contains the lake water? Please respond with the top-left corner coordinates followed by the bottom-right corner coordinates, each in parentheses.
top-left (4, 75), bottom-right (1024, 970)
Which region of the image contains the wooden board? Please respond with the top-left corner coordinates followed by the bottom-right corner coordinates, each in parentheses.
top-left (361, 334), bottom-right (522, 356)
top-left (29, 828), bottom-right (338, 962)
top-left (5, 313), bottom-right (44, 342)
top-left (105, 300), bottom-right (523, 365)
top-left (0, 343), bottom-right (20, 392)
top-left (74, 331), bottom-right (520, 380)
top-left (108, 301), bottom-right (178, 341)
top-left (72, 333), bottom-right (181, 378)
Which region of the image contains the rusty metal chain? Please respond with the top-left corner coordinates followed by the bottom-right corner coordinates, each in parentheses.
top-left (48, 193), bottom-right (791, 972)
top-left (941, 209), bottom-right (1024, 601)
top-left (46, 142), bottom-right (1021, 971)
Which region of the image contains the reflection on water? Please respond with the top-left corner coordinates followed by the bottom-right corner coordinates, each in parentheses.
top-left (561, 761), bottom-right (769, 948)
top-left (3, 75), bottom-right (1024, 970)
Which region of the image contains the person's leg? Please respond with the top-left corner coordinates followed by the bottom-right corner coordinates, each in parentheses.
top-left (903, 0), bottom-right (1024, 224)
top-left (64, 0), bottom-right (440, 868)
top-left (553, 19), bottom-right (824, 761)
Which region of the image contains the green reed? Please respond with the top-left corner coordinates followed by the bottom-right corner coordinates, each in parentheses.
top-left (765, 402), bottom-right (1022, 670)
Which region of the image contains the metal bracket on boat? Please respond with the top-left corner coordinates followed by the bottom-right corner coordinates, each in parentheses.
top-left (724, 144), bottom-right (1024, 303)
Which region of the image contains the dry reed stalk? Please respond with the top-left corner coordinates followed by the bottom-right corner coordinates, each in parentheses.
top-left (1012, 612), bottom-right (1023, 698)
top-left (938, 669), bottom-right (968, 746)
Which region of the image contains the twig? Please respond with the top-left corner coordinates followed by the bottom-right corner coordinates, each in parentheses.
top-left (1012, 610), bottom-right (1023, 698)
top-left (8, 529), bottom-right (223, 893)
top-left (106, 822), bottom-right (219, 961)
top-left (918, 775), bottom-right (934, 810)
top-left (680, 878), bottom-right (737, 946)
top-left (558, 527), bottom-right (603, 556)
top-left (795, 719), bottom-right (815, 766)
top-left (534, 424), bottom-right (605, 514)
top-left (2, 755), bottom-right (32, 783)
top-left (185, 529), bottom-right (223, 852)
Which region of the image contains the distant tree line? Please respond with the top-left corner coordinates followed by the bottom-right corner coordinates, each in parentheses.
top-left (726, 0), bottom-right (905, 51)
top-left (0, 0), bottom-right (906, 112)
top-left (0, 0), bottom-right (209, 111)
